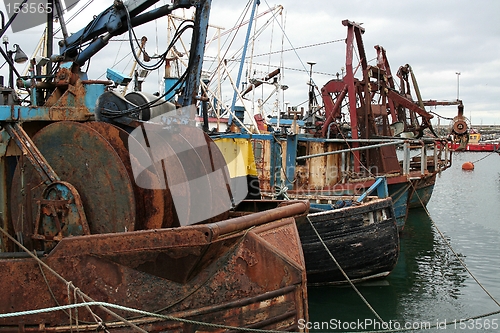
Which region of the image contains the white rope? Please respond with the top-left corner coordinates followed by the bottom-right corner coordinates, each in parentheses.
top-left (0, 225), bottom-right (147, 333)
top-left (0, 301), bottom-right (295, 333)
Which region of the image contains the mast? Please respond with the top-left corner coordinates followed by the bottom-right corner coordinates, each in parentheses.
top-left (228, 0), bottom-right (260, 125)
top-left (46, 0), bottom-right (53, 75)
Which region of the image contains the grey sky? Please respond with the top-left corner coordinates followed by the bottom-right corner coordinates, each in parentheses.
top-left (1, 0), bottom-right (498, 125)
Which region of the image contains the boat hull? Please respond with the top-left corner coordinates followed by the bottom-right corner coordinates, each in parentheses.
top-left (408, 174), bottom-right (436, 209)
top-left (448, 142), bottom-right (500, 152)
top-left (0, 203), bottom-right (309, 332)
top-left (236, 198), bottom-right (399, 286)
top-left (387, 182), bottom-right (411, 229)
top-left (297, 197), bottom-right (399, 285)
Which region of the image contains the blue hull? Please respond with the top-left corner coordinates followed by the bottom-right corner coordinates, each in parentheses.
top-left (388, 183), bottom-right (411, 230)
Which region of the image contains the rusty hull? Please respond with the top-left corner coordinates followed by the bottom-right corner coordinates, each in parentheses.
top-left (0, 202), bottom-right (309, 332)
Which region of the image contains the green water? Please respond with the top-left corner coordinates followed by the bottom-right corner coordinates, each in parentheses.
top-left (307, 152), bottom-right (500, 332)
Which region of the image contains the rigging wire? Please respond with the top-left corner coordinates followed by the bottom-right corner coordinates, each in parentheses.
top-left (53, 0), bottom-right (95, 36)
top-left (471, 151), bottom-right (498, 164)
top-left (112, 37), bottom-right (125, 69)
top-left (251, 39), bottom-right (345, 59)
top-left (429, 110), bottom-right (455, 121)
top-left (204, 56), bottom-right (339, 77)
top-left (261, 0), bottom-right (325, 89)
top-left (96, 51), bottom-right (132, 80)
top-left (409, 183), bottom-right (500, 322)
top-left (210, 6), bottom-right (278, 87)
top-left (204, 0), bottom-right (252, 75)
top-left (279, 8), bottom-right (286, 113)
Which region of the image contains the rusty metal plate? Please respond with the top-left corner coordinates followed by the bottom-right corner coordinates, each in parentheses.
top-left (10, 121), bottom-right (136, 249)
top-left (84, 122), bottom-right (165, 230)
top-left (0, 209), bottom-right (308, 331)
top-left (130, 128), bottom-right (189, 227)
top-left (174, 126), bottom-right (232, 223)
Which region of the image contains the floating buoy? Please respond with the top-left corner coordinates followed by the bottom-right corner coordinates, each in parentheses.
top-left (462, 161), bottom-right (474, 170)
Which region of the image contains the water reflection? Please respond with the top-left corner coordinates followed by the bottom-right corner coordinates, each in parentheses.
top-left (308, 152), bottom-right (500, 332)
top-left (392, 208), bottom-right (468, 325)
top-left (308, 208), bottom-right (468, 331)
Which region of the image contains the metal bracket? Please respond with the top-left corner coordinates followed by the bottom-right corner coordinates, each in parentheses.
top-left (3, 123), bottom-right (90, 247)
top-left (3, 123), bottom-right (59, 185)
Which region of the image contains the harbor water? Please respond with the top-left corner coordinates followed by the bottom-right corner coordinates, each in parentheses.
top-left (307, 151), bottom-right (500, 332)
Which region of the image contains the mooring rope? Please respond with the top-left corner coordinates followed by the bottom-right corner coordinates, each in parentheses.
top-left (470, 150), bottom-right (498, 164)
top-left (291, 186), bottom-right (500, 333)
top-left (0, 301), bottom-right (296, 333)
top-left (411, 184), bottom-right (500, 308)
top-left (0, 223), bottom-right (288, 333)
top-left (306, 216), bottom-right (386, 323)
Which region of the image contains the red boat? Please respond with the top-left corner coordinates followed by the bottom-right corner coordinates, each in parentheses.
top-left (447, 132), bottom-right (500, 152)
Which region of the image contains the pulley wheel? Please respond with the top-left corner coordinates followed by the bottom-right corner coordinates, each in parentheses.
top-left (453, 119), bottom-right (468, 134)
top-left (11, 121), bottom-right (136, 246)
top-left (85, 122), bottom-right (165, 230)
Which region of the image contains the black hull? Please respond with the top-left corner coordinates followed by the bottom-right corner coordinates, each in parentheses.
top-left (297, 197), bottom-right (399, 285)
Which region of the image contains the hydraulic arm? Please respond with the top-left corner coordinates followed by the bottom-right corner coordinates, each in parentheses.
top-left (57, 0), bottom-right (195, 66)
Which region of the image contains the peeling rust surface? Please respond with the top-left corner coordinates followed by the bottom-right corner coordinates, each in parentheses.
top-left (253, 217), bottom-right (306, 270)
top-left (84, 122), bottom-right (165, 230)
top-left (0, 213), bottom-right (308, 332)
top-left (10, 122), bottom-right (136, 250)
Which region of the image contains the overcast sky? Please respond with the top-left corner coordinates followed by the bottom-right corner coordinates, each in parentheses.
top-left (1, 0), bottom-right (499, 125)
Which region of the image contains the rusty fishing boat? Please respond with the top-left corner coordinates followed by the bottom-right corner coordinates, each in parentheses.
top-left (0, 0), bottom-right (310, 331)
top-left (223, 20), bottom-right (452, 229)
top-left (215, 133), bottom-right (399, 286)
top-left (292, 20), bottom-right (452, 222)
top-left (191, 6), bottom-right (400, 286)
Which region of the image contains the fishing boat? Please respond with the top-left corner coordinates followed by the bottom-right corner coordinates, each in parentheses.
top-left (0, 200), bottom-right (310, 331)
top-left (234, 179), bottom-right (399, 286)
top-left (301, 195), bottom-right (398, 285)
top-left (448, 130), bottom-right (500, 152)
top-left (208, 19), bottom-right (452, 229)
top-left (0, 0), bottom-right (310, 331)
top-left (216, 134), bottom-right (399, 285)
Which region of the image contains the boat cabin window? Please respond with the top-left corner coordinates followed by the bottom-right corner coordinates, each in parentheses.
top-left (297, 144), bottom-right (307, 166)
top-left (253, 141), bottom-right (264, 162)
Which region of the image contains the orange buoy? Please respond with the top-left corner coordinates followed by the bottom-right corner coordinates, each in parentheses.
top-left (462, 161), bottom-right (474, 170)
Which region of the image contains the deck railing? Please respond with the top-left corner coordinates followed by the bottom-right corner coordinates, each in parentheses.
top-left (295, 137), bottom-right (452, 180)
